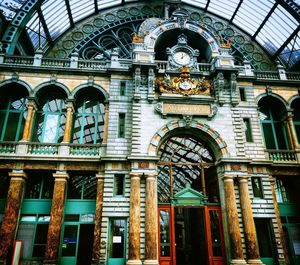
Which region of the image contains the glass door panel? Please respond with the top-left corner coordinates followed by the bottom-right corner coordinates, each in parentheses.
top-left (107, 219), bottom-right (127, 265)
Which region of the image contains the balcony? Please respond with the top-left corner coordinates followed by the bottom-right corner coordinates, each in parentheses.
top-left (267, 149), bottom-right (298, 162)
top-left (0, 141), bottom-right (102, 161)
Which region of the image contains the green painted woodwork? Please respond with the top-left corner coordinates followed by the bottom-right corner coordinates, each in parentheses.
top-left (64, 200), bottom-right (96, 214)
top-left (0, 97), bottom-right (27, 141)
top-left (32, 98), bottom-right (66, 143)
top-left (0, 199), bottom-right (5, 212)
top-left (260, 258), bottom-right (275, 265)
top-left (72, 99), bottom-right (105, 144)
top-left (107, 219), bottom-right (127, 265)
top-left (171, 184), bottom-right (208, 206)
top-left (21, 200), bottom-right (52, 214)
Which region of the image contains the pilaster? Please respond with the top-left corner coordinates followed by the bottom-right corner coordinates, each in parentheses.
top-left (0, 171), bottom-right (27, 264)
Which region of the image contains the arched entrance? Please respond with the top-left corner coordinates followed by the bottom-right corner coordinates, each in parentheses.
top-left (157, 135), bottom-right (225, 265)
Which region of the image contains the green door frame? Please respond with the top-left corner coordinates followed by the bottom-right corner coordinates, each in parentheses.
top-left (107, 218), bottom-right (127, 265)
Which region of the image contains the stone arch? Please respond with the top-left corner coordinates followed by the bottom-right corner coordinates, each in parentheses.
top-left (288, 94), bottom-right (300, 108)
top-left (32, 81), bottom-right (71, 98)
top-left (256, 92), bottom-right (288, 108)
top-left (148, 119), bottom-right (229, 160)
top-left (144, 21), bottom-right (220, 59)
top-left (71, 83), bottom-right (109, 102)
top-left (0, 79), bottom-right (32, 95)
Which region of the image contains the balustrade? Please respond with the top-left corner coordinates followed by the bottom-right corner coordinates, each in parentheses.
top-left (267, 149), bottom-right (297, 162)
top-left (27, 142), bottom-right (59, 155)
top-left (69, 144), bottom-right (100, 156)
top-left (0, 142), bottom-right (17, 154)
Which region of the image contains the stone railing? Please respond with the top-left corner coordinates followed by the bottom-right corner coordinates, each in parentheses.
top-left (0, 141), bottom-right (102, 159)
top-left (0, 141), bottom-right (17, 154)
top-left (267, 149), bottom-right (298, 162)
top-left (255, 71), bottom-right (280, 80)
top-left (1, 53), bottom-right (300, 81)
top-left (27, 142), bottom-right (59, 155)
top-left (41, 58), bottom-right (71, 68)
top-left (69, 144), bottom-right (100, 156)
top-left (2, 55), bottom-right (34, 66)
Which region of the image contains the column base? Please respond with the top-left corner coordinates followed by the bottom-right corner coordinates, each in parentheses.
top-left (127, 260), bottom-right (143, 265)
top-left (247, 259), bottom-right (264, 265)
top-left (230, 259), bottom-right (247, 265)
top-left (144, 259), bottom-right (159, 265)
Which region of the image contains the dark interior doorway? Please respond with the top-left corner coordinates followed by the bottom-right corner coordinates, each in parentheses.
top-left (174, 207), bottom-right (207, 265)
top-left (77, 224), bottom-right (94, 265)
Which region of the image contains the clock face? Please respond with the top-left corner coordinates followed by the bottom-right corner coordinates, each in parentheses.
top-left (173, 51), bottom-right (191, 65)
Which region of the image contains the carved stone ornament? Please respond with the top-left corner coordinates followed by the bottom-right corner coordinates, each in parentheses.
top-left (156, 66), bottom-right (213, 96)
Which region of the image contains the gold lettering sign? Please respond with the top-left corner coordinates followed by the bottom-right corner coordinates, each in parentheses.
top-left (162, 103), bottom-right (211, 115)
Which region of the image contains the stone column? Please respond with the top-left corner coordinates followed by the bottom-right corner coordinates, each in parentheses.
top-left (0, 171), bottom-right (27, 264)
top-left (269, 177), bottom-right (288, 263)
top-left (238, 176), bottom-right (262, 265)
top-left (223, 175), bottom-right (246, 265)
top-left (127, 173), bottom-right (142, 265)
top-left (62, 101), bottom-right (74, 143)
top-left (44, 172), bottom-right (69, 264)
top-left (22, 99), bottom-right (37, 141)
top-left (145, 173), bottom-right (158, 265)
top-left (102, 104), bottom-right (109, 145)
top-left (92, 173), bottom-right (105, 264)
top-left (287, 112), bottom-right (299, 149)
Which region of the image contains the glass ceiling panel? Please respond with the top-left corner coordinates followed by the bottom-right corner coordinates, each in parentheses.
top-left (97, 0), bottom-right (122, 11)
top-left (0, 0), bottom-right (22, 20)
top-left (26, 11), bottom-right (48, 49)
top-left (41, 0), bottom-right (70, 40)
top-left (208, 0), bottom-right (240, 20)
top-left (182, 0), bottom-right (207, 9)
top-left (256, 5), bottom-right (298, 55)
top-left (280, 32), bottom-right (300, 67)
top-left (233, 0), bottom-right (275, 35)
top-left (69, 0), bottom-right (95, 23)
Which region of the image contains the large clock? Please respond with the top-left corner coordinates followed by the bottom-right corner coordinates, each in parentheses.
top-left (166, 33), bottom-right (199, 70)
top-left (173, 50), bottom-right (191, 66)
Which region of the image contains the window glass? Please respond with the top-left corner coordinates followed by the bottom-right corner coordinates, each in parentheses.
top-left (109, 219), bottom-right (126, 258)
top-left (118, 113), bottom-right (126, 138)
top-left (68, 175), bottom-right (97, 199)
top-left (209, 210), bottom-right (222, 256)
top-left (120, 81), bottom-right (126, 96)
top-left (252, 177), bottom-right (263, 198)
top-left (0, 175), bottom-right (10, 199)
top-left (243, 118), bottom-right (253, 142)
top-left (262, 123), bottom-right (276, 149)
top-left (0, 97), bottom-right (27, 141)
top-left (25, 173), bottom-right (54, 199)
top-left (114, 174), bottom-right (125, 196)
top-left (72, 99), bottom-right (105, 144)
top-left (255, 219), bottom-right (274, 257)
top-left (62, 225), bottom-right (78, 256)
top-left (160, 210), bottom-right (170, 257)
top-left (32, 224), bottom-right (49, 257)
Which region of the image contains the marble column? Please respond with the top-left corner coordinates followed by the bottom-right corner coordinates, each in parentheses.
top-left (269, 177), bottom-right (288, 263)
top-left (144, 173), bottom-right (158, 265)
top-left (238, 176), bottom-right (262, 265)
top-left (92, 173), bottom-right (105, 264)
top-left (62, 101), bottom-right (74, 143)
top-left (0, 171), bottom-right (27, 264)
top-left (127, 173), bottom-right (142, 265)
top-left (44, 172), bottom-right (68, 264)
top-left (223, 175), bottom-right (246, 265)
top-left (287, 112), bottom-right (299, 149)
top-left (22, 100), bottom-right (37, 141)
top-left (102, 104), bottom-right (109, 144)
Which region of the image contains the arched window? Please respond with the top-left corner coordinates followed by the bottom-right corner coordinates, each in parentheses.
top-left (0, 86), bottom-right (27, 141)
top-left (32, 87), bottom-right (67, 143)
top-left (291, 98), bottom-right (300, 144)
top-left (157, 135), bottom-right (217, 203)
top-left (72, 89), bottom-right (105, 144)
top-left (258, 96), bottom-right (288, 150)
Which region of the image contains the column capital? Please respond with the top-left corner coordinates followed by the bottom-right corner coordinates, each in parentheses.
top-left (237, 175), bottom-right (250, 183)
top-left (96, 173), bottom-right (105, 180)
top-left (53, 171), bottom-right (69, 181)
top-left (27, 97), bottom-right (38, 110)
top-left (66, 100), bottom-right (75, 111)
top-left (144, 172), bottom-right (157, 180)
top-left (8, 170), bottom-right (27, 180)
top-left (222, 174), bottom-right (235, 182)
top-left (130, 172), bottom-right (142, 179)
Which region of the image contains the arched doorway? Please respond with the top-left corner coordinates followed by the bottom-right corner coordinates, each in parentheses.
top-left (157, 135), bottom-right (225, 265)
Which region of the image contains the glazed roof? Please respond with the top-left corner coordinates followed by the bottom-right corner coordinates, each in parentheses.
top-left (1, 0), bottom-right (300, 69)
